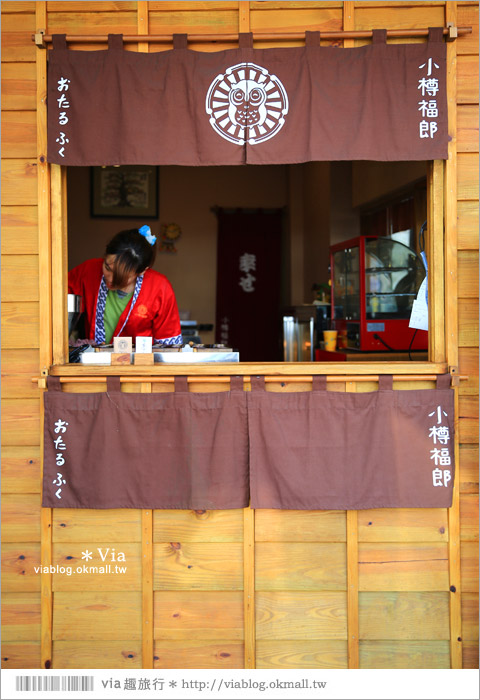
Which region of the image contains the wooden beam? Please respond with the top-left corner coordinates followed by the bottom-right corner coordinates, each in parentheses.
top-left (135, 9), bottom-right (154, 669)
top-left (445, 1), bottom-right (459, 370)
top-left (36, 0), bottom-right (51, 373)
top-left (34, 27), bottom-right (473, 46)
top-left (444, 2), bottom-right (462, 670)
top-left (141, 507), bottom-right (154, 669)
top-left (36, 1), bottom-right (53, 670)
top-left (347, 509), bottom-right (359, 668)
top-left (137, 0), bottom-right (149, 53)
top-left (51, 164), bottom-right (67, 366)
top-left (47, 362), bottom-right (449, 378)
top-left (243, 506), bottom-right (255, 669)
top-left (427, 160), bottom-right (446, 363)
top-left (238, 1), bottom-right (250, 33)
top-left (343, 1), bottom-right (355, 49)
top-left (346, 380), bottom-right (359, 668)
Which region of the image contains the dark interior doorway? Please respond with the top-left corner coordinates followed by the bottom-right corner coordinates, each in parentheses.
top-left (215, 208), bottom-right (284, 362)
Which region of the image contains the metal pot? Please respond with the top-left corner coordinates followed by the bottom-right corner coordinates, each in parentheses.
top-left (68, 294), bottom-right (83, 335)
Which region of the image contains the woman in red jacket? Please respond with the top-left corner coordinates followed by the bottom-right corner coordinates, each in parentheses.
top-left (68, 226), bottom-right (182, 346)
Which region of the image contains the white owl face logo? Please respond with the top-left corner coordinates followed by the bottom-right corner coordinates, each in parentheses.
top-left (206, 62), bottom-right (289, 145)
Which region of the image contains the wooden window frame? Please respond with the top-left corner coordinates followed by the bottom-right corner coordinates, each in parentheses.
top-left (46, 159), bottom-right (448, 377)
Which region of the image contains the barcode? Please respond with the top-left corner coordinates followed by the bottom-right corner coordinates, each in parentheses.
top-left (15, 676), bottom-right (94, 691)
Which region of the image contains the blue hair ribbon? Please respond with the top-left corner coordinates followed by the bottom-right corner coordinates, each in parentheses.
top-left (138, 225), bottom-right (157, 246)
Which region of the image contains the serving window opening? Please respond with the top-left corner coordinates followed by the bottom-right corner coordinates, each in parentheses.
top-left (62, 158), bottom-right (439, 366)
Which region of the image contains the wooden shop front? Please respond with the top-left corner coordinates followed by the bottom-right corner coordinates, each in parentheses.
top-left (1, 1), bottom-right (478, 673)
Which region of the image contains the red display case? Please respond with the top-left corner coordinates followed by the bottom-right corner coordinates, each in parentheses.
top-left (330, 236), bottom-right (428, 352)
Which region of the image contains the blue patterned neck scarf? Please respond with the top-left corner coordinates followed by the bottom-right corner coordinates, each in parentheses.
top-left (94, 275), bottom-right (144, 344)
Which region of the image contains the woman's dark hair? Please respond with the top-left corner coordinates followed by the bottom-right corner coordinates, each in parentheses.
top-left (105, 229), bottom-right (156, 288)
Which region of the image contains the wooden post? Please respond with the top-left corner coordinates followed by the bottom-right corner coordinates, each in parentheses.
top-left (346, 381), bottom-right (359, 668)
top-left (243, 506), bottom-right (256, 668)
top-left (142, 507), bottom-right (154, 669)
top-left (137, 3), bottom-right (154, 669)
top-left (239, 1), bottom-right (250, 34)
top-left (343, 1), bottom-right (355, 48)
top-left (51, 165), bottom-right (67, 365)
top-left (444, 2), bottom-right (462, 670)
top-left (36, 0), bottom-right (53, 670)
top-left (427, 160), bottom-right (446, 363)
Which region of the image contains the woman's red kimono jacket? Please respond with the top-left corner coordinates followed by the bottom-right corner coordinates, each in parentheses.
top-left (68, 258), bottom-right (182, 345)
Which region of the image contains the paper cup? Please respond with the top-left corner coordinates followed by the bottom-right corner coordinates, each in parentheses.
top-left (323, 330), bottom-right (338, 352)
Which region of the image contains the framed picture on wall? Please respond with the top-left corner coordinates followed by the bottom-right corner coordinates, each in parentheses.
top-left (91, 165), bottom-right (158, 218)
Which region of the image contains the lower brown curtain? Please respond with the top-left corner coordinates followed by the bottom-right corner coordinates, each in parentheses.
top-left (42, 376), bottom-right (248, 509)
top-left (248, 375), bottom-right (455, 509)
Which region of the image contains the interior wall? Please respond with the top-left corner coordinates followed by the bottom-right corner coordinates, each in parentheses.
top-left (67, 165), bottom-right (289, 342)
top-left (352, 161), bottom-right (427, 208)
top-left (302, 162), bottom-right (331, 301)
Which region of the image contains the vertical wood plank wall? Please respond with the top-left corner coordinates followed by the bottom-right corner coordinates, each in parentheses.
top-left (1, 1), bottom-right (478, 670)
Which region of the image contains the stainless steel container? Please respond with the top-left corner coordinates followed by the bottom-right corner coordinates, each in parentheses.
top-left (68, 294), bottom-right (83, 335)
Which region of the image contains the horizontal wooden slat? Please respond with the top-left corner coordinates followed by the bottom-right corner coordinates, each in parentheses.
top-left (359, 592), bottom-right (450, 639)
top-left (250, 6), bottom-right (342, 33)
top-left (47, 11), bottom-right (137, 35)
top-left (2, 63), bottom-right (36, 111)
top-left (1, 63), bottom-right (36, 111)
top-left (52, 509), bottom-right (142, 542)
top-left (457, 105), bottom-right (479, 153)
top-left (459, 394), bottom-right (479, 419)
top-left (1, 255), bottom-right (39, 302)
top-left (51, 542), bottom-right (141, 591)
top-left (458, 153), bottom-right (480, 200)
top-left (1, 302), bottom-right (39, 349)
top-left (53, 641), bottom-right (142, 669)
top-left (461, 541), bottom-right (478, 593)
top-left (153, 640), bottom-right (244, 669)
top-left (153, 542), bottom-right (243, 590)
top-left (459, 416), bottom-right (479, 443)
top-left (255, 591), bottom-right (347, 640)
top-left (1, 398), bottom-right (40, 446)
top-left (459, 347), bottom-right (479, 395)
top-left (461, 592), bottom-right (479, 641)
top-left (0, 13), bottom-right (36, 62)
top-left (354, 5), bottom-right (445, 30)
top-left (1, 445), bottom-right (41, 494)
top-left (255, 542), bottom-right (346, 590)
top-left (458, 55), bottom-right (480, 104)
top-left (0, 642), bottom-right (40, 669)
top-left (1, 159), bottom-right (37, 206)
top-left (1, 592), bottom-right (40, 641)
top-left (458, 298), bottom-right (479, 347)
top-left (53, 591), bottom-right (142, 640)
top-left (457, 3), bottom-right (479, 56)
top-left (256, 639), bottom-right (347, 669)
top-left (1, 111), bottom-right (36, 158)
top-left (458, 251), bottom-right (479, 298)
top-left (1, 206), bottom-right (38, 255)
top-left (154, 591), bottom-right (243, 640)
top-left (457, 201), bottom-right (480, 251)
top-left (357, 508), bottom-right (448, 542)
top-left (459, 444), bottom-right (479, 494)
top-left (1, 543), bottom-right (41, 592)
top-left (460, 493), bottom-right (479, 542)
top-left (149, 9), bottom-right (239, 34)
top-left (46, 1), bottom-right (137, 10)
top-left (255, 509), bottom-right (346, 542)
top-left (358, 542), bottom-right (449, 591)
top-left (1, 349), bottom-right (40, 399)
top-left (359, 640), bottom-right (450, 669)
top-left (1, 2), bottom-right (36, 12)
top-left (1, 493), bottom-right (41, 542)
top-left (153, 509), bottom-right (244, 543)
top-left (463, 641), bottom-right (480, 669)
